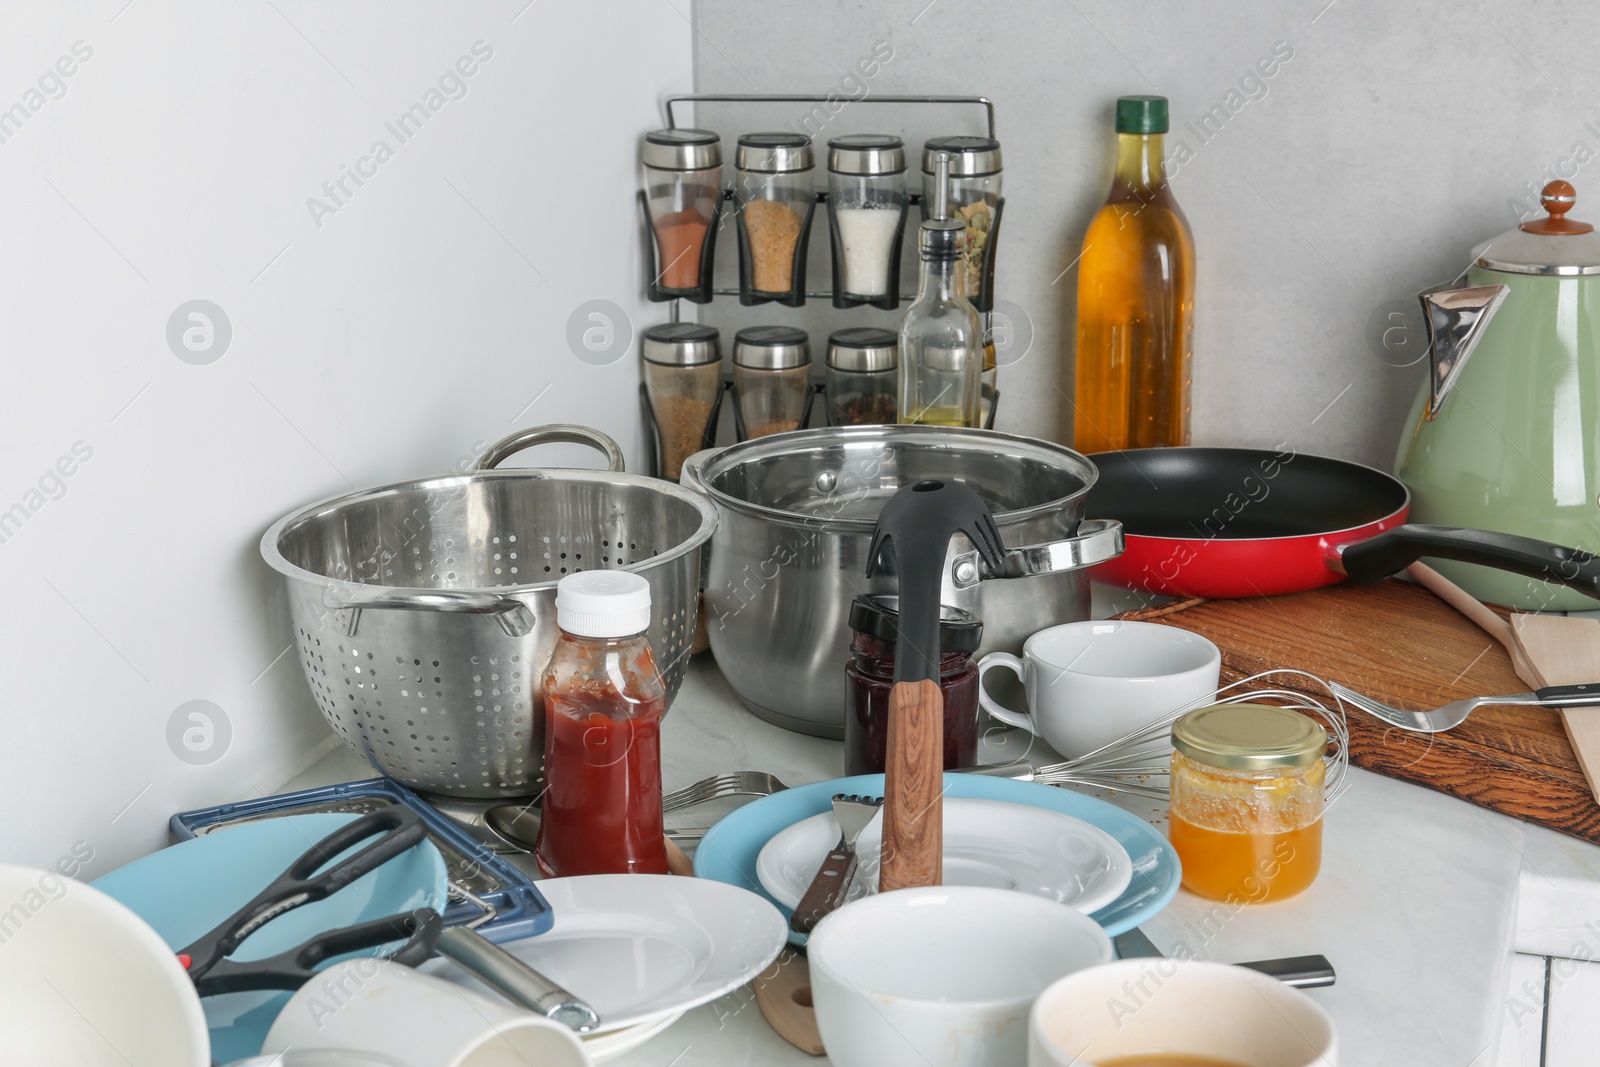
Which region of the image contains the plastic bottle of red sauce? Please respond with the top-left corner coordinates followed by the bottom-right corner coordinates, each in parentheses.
top-left (534, 571), bottom-right (668, 877)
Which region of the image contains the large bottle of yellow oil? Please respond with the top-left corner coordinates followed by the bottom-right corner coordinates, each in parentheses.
top-left (1072, 95), bottom-right (1194, 453)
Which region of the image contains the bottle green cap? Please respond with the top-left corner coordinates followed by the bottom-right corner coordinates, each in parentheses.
top-left (1115, 95), bottom-right (1169, 134)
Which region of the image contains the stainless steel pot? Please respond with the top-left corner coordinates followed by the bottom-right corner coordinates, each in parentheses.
top-left (262, 425), bottom-right (717, 797)
top-left (685, 425), bottom-right (1122, 737)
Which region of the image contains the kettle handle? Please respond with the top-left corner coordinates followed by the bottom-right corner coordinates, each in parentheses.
top-left (1336, 524), bottom-right (1600, 601)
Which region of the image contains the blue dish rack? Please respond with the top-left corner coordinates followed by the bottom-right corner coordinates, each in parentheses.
top-left (172, 777), bottom-right (550, 943)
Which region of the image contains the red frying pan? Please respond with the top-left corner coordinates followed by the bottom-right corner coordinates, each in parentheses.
top-left (1084, 446), bottom-right (1600, 600)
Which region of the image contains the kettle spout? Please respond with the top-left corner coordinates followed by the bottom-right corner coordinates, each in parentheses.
top-left (1418, 280), bottom-right (1509, 419)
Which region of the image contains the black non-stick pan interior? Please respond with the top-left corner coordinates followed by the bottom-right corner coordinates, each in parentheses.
top-left (1084, 447), bottom-right (1410, 540)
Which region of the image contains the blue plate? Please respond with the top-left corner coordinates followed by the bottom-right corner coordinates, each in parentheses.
top-left (693, 774), bottom-right (1180, 944)
top-left (94, 812), bottom-right (448, 1064)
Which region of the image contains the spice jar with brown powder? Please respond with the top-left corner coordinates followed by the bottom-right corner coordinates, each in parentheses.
top-left (642, 129), bottom-right (723, 300)
top-left (732, 326), bottom-right (811, 440)
top-left (734, 133), bottom-right (815, 304)
top-left (642, 322), bottom-right (723, 480)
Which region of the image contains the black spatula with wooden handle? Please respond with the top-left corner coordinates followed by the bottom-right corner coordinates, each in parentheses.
top-left (866, 479), bottom-right (1004, 892)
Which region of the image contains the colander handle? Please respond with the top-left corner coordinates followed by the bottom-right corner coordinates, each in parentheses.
top-left (475, 425), bottom-right (626, 473)
top-left (338, 591), bottom-right (536, 638)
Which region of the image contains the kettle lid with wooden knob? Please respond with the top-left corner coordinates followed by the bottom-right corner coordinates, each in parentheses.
top-left (1476, 181), bottom-right (1600, 275)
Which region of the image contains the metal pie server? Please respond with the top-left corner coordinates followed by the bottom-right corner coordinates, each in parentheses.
top-left (1114, 927), bottom-right (1336, 989)
top-left (789, 794), bottom-right (882, 934)
top-left (436, 883), bottom-right (600, 1033)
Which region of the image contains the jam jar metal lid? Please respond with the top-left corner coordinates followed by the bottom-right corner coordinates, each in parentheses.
top-left (643, 128), bottom-right (723, 171)
top-left (848, 594), bottom-right (982, 654)
top-left (1172, 703), bottom-right (1327, 771)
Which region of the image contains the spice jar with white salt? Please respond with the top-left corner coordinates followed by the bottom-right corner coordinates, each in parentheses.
top-left (734, 133), bottom-right (815, 305)
top-left (826, 134), bottom-right (908, 308)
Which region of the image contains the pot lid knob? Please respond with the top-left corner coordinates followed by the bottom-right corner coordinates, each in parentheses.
top-left (1522, 180), bottom-right (1594, 235)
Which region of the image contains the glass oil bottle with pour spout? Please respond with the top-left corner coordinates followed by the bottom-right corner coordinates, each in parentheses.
top-left (1073, 95), bottom-right (1195, 452)
top-left (898, 151), bottom-right (983, 427)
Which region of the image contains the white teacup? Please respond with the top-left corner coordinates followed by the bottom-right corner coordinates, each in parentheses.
top-left (978, 621), bottom-right (1221, 760)
top-left (1029, 959), bottom-right (1337, 1066)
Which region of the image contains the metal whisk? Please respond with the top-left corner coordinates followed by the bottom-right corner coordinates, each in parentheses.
top-left (983, 670), bottom-right (1351, 802)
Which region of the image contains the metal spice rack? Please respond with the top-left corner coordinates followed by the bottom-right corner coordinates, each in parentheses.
top-left (639, 93), bottom-right (1003, 476)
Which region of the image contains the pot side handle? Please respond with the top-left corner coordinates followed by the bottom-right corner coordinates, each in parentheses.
top-left (474, 424), bottom-right (626, 473)
top-left (951, 519), bottom-right (1124, 589)
top-left (1336, 524), bottom-right (1600, 601)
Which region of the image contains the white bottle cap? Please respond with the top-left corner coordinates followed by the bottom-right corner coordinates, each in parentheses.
top-left (555, 570), bottom-right (652, 638)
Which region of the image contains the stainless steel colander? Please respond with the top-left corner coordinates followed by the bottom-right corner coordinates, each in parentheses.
top-left (261, 425), bottom-right (717, 798)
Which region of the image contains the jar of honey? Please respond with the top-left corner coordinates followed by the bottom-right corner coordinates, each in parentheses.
top-left (1168, 703), bottom-right (1327, 903)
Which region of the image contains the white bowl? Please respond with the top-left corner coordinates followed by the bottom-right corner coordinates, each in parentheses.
top-left (0, 864), bottom-right (209, 1067)
top-left (1029, 959), bottom-right (1338, 1066)
top-left (808, 886), bottom-right (1113, 1067)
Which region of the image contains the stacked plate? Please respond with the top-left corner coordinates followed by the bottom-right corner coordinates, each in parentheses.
top-left (422, 874), bottom-right (788, 1061)
top-left (696, 773), bottom-right (1183, 946)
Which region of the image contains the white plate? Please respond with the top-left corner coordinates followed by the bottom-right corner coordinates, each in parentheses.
top-left (583, 1010), bottom-right (682, 1061)
top-left (422, 874), bottom-right (786, 1035)
top-left (757, 797), bottom-right (1134, 915)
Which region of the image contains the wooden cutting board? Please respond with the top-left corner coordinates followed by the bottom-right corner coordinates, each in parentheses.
top-left (1118, 579), bottom-right (1600, 845)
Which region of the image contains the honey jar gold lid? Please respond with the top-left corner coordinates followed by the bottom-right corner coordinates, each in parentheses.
top-left (1172, 703), bottom-right (1326, 770)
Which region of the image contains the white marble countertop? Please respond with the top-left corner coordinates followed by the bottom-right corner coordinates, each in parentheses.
top-left (291, 648), bottom-right (1600, 1066)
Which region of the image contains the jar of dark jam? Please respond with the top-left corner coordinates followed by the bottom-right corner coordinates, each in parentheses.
top-left (844, 594), bottom-right (982, 776)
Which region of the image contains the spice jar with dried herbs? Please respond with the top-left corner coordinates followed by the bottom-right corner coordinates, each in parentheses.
top-left (735, 133), bottom-right (814, 300)
top-left (826, 327), bottom-right (897, 426)
top-left (643, 129), bottom-right (723, 296)
top-left (733, 326), bottom-right (811, 440)
top-left (828, 134), bottom-right (908, 302)
top-left (920, 136), bottom-right (1002, 306)
top-left (643, 322), bottom-right (722, 480)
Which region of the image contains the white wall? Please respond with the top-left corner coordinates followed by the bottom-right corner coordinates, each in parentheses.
top-left (689, 0), bottom-right (1600, 468)
top-left (0, 2), bottom-right (692, 872)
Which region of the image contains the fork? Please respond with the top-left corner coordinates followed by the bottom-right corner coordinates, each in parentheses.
top-left (1328, 680), bottom-right (1600, 733)
top-left (662, 771), bottom-right (789, 813)
top-left (789, 794), bottom-right (883, 934)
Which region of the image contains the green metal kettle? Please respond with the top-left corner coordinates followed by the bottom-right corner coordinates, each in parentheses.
top-left (1396, 180), bottom-right (1600, 610)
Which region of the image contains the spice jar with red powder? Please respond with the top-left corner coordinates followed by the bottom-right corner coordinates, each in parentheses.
top-left (734, 132), bottom-right (815, 304)
top-left (643, 129), bottom-right (723, 299)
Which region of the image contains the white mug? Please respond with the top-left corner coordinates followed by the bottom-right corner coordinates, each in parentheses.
top-left (262, 959), bottom-right (591, 1067)
top-left (978, 621), bottom-right (1221, 760)
top-left (1029, 959), bottom-right (1337, 1066)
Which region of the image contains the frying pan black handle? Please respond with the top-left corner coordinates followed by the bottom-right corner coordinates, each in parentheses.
top-left (1338, 525), bottom-right (1600, 601)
